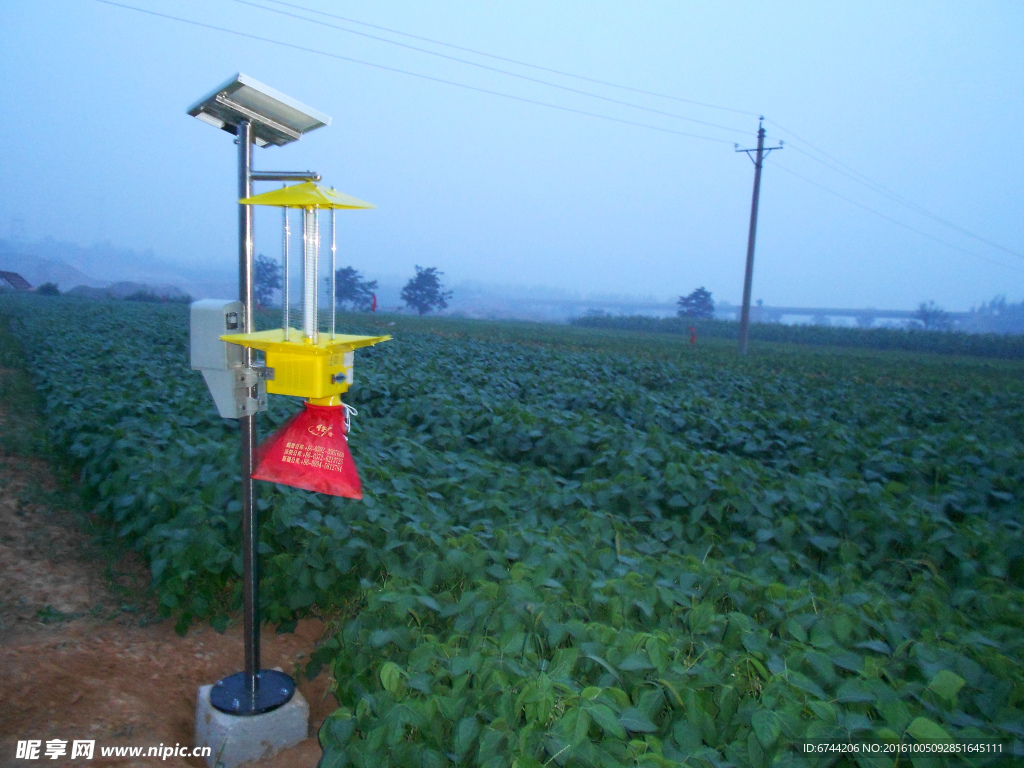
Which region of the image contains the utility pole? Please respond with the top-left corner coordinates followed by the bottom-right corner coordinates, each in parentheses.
top-left (736, 118), bottom-right (782, 355)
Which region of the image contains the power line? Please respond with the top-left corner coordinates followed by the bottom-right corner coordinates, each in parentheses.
top-left (261, 0), bottom-right (760, 118)
top-left (89, 0), bottom-right (1022, 275)
top-left (92, 0), bottom-right (737, 145)
top-left (772, 162), bottom-right (1020, 272)
top-left (232, 0), bottom-right (752, 137)
top-left (255, 0), bottom-right (1024, 266)
top-left (767, 118), bottom-right (1024, 260)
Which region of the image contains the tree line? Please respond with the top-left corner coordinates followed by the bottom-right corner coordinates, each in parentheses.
top-left (254, 255), bottom-right (452, 316)
top-left (675, 286), bottom-right (1024, 334)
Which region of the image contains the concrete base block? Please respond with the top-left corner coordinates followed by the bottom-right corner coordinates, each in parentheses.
top-left (195, 681), bottom-right (309, 768)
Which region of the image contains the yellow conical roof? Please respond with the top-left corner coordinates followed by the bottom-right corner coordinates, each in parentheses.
top-left (239, 181), bottom-right (375, 209)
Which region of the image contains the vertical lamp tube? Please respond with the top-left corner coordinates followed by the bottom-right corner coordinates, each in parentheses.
top-left (303, 206), bottom-right (319, 343)
top-left (331, 208), bottom-right (337, 340)
top-left (282, 202), bottom-right (290, 342)
top-left (315, 208), bottom-right (321, 340)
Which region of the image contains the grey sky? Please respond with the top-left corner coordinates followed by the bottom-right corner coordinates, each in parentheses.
top-left (1, 0), bottom-right (1021, 309)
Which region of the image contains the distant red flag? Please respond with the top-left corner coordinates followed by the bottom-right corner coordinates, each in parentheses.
top-left (689, 326), bottom-right (697, 345)
top-left (371, 293), bottom-right (377, 312)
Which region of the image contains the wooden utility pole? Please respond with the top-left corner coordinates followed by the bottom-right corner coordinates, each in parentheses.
top-left (736, 118), bottom-right (782, 355)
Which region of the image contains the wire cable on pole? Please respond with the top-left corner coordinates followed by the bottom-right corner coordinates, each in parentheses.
top-left (772, 162), bottom-right (1021, 272)
top-left (260, 0), bottom-right (760, 118)
top-left (767, 118), bottom-right (1024, 260)
top-left (232, 0), bottom-right (752, 137)
top-left (91, 0), bottom-right (738, 145)
top-left (91, 0), bottom-right (1019, 276)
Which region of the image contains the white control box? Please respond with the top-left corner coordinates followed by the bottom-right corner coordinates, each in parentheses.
top-left (190, 299), bottom-right (245, 369)
top-left (190, 299), bottom-right (267, 419)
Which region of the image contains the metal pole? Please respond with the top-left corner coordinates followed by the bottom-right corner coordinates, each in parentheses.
top-left (331, 208), bottom-right (336, 340)
top-left (738, 122), bottom-right (766, 356)
top-left (237, 120), bottom-right (260, 697)
top-left (210, 129), bottom-right (300, 718)
top-left (250, 171), bottom-right (322, 182)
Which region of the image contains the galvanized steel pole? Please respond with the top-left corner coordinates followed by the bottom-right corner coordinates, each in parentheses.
top-left (237, 120), bottom-right (260, 696)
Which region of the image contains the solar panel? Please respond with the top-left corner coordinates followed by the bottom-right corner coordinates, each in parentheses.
top-left (187, 73), bottom-right (331, 147)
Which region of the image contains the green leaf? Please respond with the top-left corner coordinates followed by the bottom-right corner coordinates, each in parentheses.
top-left (380, 661), bottom-right (404, 693)
top-left (746, 730), bottom-right (768, 768)
top-left (584, 654), bottom-right (622, 683)
top-left (786, 671), bottom-right (828, 701)
top-left (809, 621), bottom-right (835, 649)
top-left (549, 646), bottom-right (579, 680)
top-left (751, 710), bottom-right (781, 750)
top-left (451, 656), bottom-right (472, 677)
top-left (828, 650), bottom-right (864, 673)
top-left (688, 601), bottom-right (716, 634)
top-left (647, 638), bottom-right (669, 672)
top-left (585, 702), bottom-right (627, 740)
top-left (927, 670), bottom-right (965, 702)
top-left (370, 629), bottom-right (395, 649)
top-left (454, 716), bottom-right (481, 756)
top-left (571, 709), bottom-right (592, 746)
top-left (785, 618), bottom-right (807, 643)
top-left (836, 679), bottom-right (875, 704)
top-left (807, 700), bottom-right (837, 724)
top-left (619, 707), bottom-right (657, 733)
top-left (906, 717), bottom-right (953, 743)
top-left (417, 595), bottom-right (441, 611)
top-left (320, 713), bottom-right (356, 750)
top-left (618, 651), bottom-right (655, 672)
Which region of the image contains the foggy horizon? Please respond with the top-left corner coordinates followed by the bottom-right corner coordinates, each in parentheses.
top-left (1, 1), bottom-right (1021, 313)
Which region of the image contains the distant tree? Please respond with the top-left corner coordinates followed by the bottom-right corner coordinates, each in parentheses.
top-left (967, 295), bottom-right (1024, 334)
top-left (401, 266), bottom-right (452, 315)
top-left (34, 282), bottom-right (60, 296)
top-left (333, 266), bottom-right (378, 311)
top-left (254, 253), bottom-right (282, 308)
top-left (915, 300), bottom-right (951, 331)
top-left (677, 287), bottom-right (714, 319)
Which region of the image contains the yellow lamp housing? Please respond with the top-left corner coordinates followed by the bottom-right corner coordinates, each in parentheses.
top-left (221, 328), bottom-right (391, 404)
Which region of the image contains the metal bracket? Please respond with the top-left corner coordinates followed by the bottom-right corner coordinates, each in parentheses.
top-left (237, 366), bottom-right (259, 388)
top-left (331, 352), bottom-right (355, 386)
top-left (239, 393), bottom-right (267, 416)
top-left (254, 366), bottom-right (275, 381)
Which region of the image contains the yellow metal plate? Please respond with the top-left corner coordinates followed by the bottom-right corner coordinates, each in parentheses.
top-left (239, 181), bottom-right (375, 210)
top-left (220, 328), bottom-right (391, 354)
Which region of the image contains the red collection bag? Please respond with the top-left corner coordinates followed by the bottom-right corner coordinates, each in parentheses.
top-left (251, 402), bottom-right (362, 498)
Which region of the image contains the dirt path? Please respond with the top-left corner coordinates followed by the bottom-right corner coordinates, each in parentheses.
top-left (0, 371), bottom-right (335, 767)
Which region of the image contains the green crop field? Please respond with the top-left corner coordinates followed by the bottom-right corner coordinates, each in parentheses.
top-left (2, 295), bottom-right (1023, 767)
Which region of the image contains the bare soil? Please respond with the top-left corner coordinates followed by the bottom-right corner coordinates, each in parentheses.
top-left (0, 444), bottom-right (335, 768)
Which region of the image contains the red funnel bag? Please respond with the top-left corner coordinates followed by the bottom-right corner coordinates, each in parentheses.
top-left (251, 402), bottom-right (362, 498)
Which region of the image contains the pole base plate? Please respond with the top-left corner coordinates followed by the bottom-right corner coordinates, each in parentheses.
top-left (210, 669), bottom-right (295, 716)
